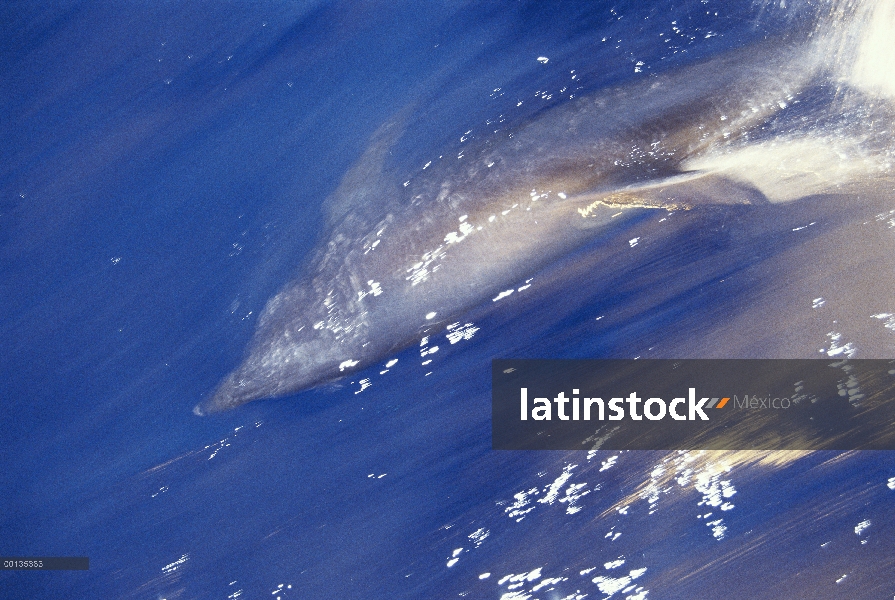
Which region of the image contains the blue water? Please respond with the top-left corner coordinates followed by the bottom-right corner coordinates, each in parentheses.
top-left (3, 1), bottom-right (895, 598)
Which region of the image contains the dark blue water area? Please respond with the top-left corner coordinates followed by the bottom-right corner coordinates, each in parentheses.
top-left (2, 1), bottom-right (895, 598)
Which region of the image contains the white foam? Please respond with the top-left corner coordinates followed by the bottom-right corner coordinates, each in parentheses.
top-left (683, 136), bottom-right (879, 203)
top-left (839, 0), bottom-right (895, 99)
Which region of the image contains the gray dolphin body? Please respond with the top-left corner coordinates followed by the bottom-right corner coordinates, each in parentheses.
top-left (195, 26), bottom-right (888, 414)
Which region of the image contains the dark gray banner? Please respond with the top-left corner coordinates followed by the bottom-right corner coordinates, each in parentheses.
top-left (492, 359), bottom-right (895, 450)
top-left (0, 557), bottom-right (89, 570)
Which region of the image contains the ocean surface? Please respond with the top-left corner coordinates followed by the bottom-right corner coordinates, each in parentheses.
top-left (3, 1), bottom-right (895, 598)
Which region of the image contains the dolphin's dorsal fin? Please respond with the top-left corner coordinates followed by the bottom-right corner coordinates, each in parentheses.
top-left (322, 106), bottom-right (416, 228)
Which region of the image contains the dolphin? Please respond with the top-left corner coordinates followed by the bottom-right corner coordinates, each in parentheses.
top-left (195, 9), bottom-right (894, 414)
